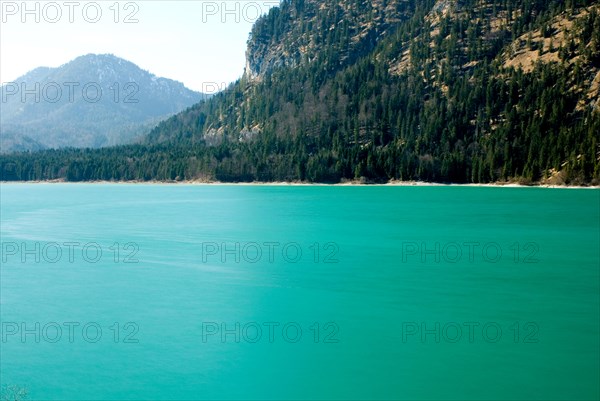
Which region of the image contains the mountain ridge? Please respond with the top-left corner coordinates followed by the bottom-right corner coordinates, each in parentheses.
top-left (0, 54), bottom-right (206, 152)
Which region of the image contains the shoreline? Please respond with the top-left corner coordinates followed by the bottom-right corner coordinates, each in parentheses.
top-left (1, 180), bottom-right (598, 189)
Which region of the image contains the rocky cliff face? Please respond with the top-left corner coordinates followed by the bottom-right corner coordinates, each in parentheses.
top-left (244, 0), bottom-right (411, 80)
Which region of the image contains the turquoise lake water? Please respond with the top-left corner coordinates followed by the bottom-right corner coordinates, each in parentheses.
top-left (0, 184), bottom-right (598, 400)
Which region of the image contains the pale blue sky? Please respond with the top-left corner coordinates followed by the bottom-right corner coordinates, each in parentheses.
top-left (0, 0), bottom-right (280, 92)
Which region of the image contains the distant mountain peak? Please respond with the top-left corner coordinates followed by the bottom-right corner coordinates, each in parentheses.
top-left (1, 54), bottom-right (206, 152)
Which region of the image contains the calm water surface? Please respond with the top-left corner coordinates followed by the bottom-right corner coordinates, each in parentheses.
top-left (1, 184), bottom-right (598, 400)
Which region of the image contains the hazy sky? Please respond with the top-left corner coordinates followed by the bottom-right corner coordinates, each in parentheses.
top-left (0, 0), bottom-right (280, 92)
